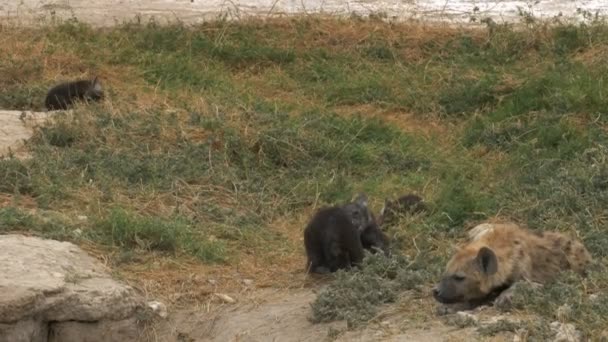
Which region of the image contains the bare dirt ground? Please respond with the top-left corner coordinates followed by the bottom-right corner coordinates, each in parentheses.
top-left (149, 287), bottom-right (504, 342)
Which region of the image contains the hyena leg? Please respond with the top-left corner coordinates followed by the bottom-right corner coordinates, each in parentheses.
top-left (324, 241), bottom-right (348, 272)
top-left (306, 240), bottom-right (329, 274)
top-left (308, 255), bottom-right (330, 274)
top-left (494, 280), bottom-right (543, 311)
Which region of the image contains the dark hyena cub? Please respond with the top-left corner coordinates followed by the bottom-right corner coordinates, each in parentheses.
top-left (343, 193), bottom-right (390, 256)
top-left (304, 205), bottom-right (364, 274)
top-left (378, 194), bottom-right (426, 226)
top-left (45, 77), bottom-right (104, 111)
top-left (304, 193), bottom-right (389, 274)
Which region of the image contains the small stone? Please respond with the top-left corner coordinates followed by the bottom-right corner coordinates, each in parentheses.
top-left (599, 329), bottom-right (608, 342)
top-left (456, 311), bottom-right (479, 323)
top-left (484, 315), bottom-right (519, 325)
top-left (146, 301), bottom-right (168, 318)
top-left (242, 279), bottom-right (253, 286)
top-left (214, 293), bottom-right (235, 304)
top-left (76, 215), bottom-right (88, 221)
top-left (442, 310), bottom-right (478, 328)
top-left (435, 302), bottom-right (473, 316)
top-left (556, 304), bottom-right (573, 321)
top-left (207, 279), bottom-right (217, 286)
top-left (551, 321), bottom-right (582, 342)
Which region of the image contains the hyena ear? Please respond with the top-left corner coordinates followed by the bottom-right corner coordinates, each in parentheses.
top-left (91, 76), bottom-right (102, 92)
top-left (476, 246), bottom-right (498, 275)
top-left (380, 198), bottom-right (390, 215)
top-left (354, 193), bottom-right (368, 208)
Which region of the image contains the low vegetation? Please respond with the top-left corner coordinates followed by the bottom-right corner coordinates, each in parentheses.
top-left (310, 251), bottom-right (440, 327)
top-left (1, 11), bottom-right (608, 338)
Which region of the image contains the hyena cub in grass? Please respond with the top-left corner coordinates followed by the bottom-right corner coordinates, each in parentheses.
top-left (378, 193), bottom-right (426, 226)
top-left (343, 195), bottom-right (390, 257)
top-left (433, 222), bottom-right (592, 313)
top-left (45, 77), bottom-right (104, 111)
top-left (304, 194), bottom-right (389, 274)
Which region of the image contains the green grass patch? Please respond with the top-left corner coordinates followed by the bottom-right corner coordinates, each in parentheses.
top-left (92, 208), bottom-right (226, 262)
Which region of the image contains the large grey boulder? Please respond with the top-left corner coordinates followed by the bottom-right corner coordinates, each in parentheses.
top-left (0, 234), bottom-right (144, 342)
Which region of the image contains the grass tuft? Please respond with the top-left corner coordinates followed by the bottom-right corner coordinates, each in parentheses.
top-left (310, 252), bottom-right (438, 327)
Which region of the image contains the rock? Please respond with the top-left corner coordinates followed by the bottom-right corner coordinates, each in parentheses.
top-left (214, 293), bottom-right (236, 304)
top-left (550, 321), bottom-right (582, 342)
top-left (600, 329), bottom-right (608, 342)
top-left (242, 279), bottom-right (253, 287)
top-left (589, 293), bottom-right (600, 303)
top-left (147, 301), bottom-right (168, 318)
top-left (435, 302), bottom-right (475, 316)
top-left (49, 318), bottom-right (140, 342)
top-left (0, 110), bottom-right (55, 159)
top-left (555, 304), bottom-right (573, 321)
top-left (0, 319), bottom-right (47, 342)
top-left (483, 315), bottom-right (519, 326)
top-left (442, 311), bottom-right (478, 328)
top-left (0, 234), bottom-right (144, 342)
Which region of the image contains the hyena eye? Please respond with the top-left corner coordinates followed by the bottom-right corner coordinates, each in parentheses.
top-left (452, 275), bottom-right (466, 281)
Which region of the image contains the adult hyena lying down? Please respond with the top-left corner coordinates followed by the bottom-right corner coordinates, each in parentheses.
top-left (433, 222), bottom-right (592, 312)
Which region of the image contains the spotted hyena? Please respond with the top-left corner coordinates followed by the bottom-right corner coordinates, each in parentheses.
top-left (432, 222), bottom-right (592, 312)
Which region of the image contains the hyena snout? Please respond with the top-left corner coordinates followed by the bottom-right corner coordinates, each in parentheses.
top-left (432, 286), bottom-right (452, 303)
top-left (432, 287), bottom-right (456, 304)
top-left (432, 279), bottom-right (465, 304)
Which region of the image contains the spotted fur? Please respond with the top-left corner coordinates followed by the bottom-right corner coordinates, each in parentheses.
top-left (433, 222), bottom-right (591, 311)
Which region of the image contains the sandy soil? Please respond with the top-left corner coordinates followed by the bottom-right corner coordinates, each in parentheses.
top-left (0, 0), bottom-right (606, 27)
top-left (149, 288), bottom-right (506, 342)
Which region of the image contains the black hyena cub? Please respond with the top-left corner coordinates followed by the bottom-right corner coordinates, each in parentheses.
top-left (304, 193), bottom-right (389, 274)
top-left (45, 77), bottom-right (104, 111)
top-left (378, 194), bottom-right (426, 226)
top-left (342, 193), bottom-right (390, 256)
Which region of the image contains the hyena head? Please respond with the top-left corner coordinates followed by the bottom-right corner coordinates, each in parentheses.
top-left (342, 193), bottom-right (375, 232)
top-left (85, 77), bottom-right (104, 101)
top-left (432, 246), bottom-right (498, 304)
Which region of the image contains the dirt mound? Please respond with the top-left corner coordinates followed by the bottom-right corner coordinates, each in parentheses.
top-left (150, 288), bottom-right (490, 342)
